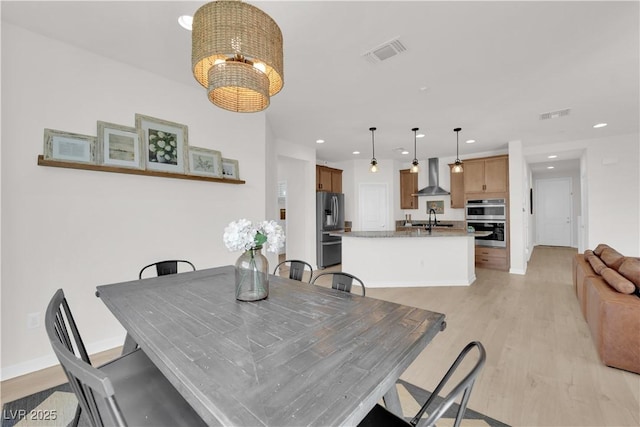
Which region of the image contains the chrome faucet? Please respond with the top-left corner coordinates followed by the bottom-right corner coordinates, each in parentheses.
top-left (427, 208), bottom-right (437, 231)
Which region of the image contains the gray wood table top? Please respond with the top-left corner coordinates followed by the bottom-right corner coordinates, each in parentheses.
top-left (96, 265), bottom-right (445, 427)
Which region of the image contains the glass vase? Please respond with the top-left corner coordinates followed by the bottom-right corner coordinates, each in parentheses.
top-left (235, 246), bottom-right (269, 301)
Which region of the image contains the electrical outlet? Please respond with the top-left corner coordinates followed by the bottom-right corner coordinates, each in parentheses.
top-left (27, 312), bottom-right (40, 329)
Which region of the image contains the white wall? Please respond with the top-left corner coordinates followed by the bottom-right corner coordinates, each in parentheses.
top-left (1, 24), bottom-right (269, 378)
top-left (523, 133), bottom-right (640, 256)
top-left (508, 140), bottom-right (526, 275)
top-left (276, 141), bottom-right (316, 265)
top-left (584, 134), bottom-right (639, 255)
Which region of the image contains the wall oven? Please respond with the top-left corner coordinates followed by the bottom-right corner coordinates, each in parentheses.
top-left (468, 220), bottom-right (507, 247)
top-left (466, 198), bottom-right (506, 220)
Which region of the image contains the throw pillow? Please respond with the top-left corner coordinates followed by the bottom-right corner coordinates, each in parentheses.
top-left (587, 254), bottom-right (607, 274)
top-left (593, 244), bottom-right (610, 256)
top-left (600, 247), bottom-right (625, 269)
top-left (618, 257), bottom-right (640, 288)
top-left (600, 267), bottom-right (636, 294)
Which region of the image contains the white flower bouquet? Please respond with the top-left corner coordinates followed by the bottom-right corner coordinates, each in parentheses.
top-left (223, 219), bottom-right (285, 253)
top-left (148, 129), bottom-right (178, 164)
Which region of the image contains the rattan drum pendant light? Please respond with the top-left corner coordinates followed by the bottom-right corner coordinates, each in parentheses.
top-left (192, 0), bottom-right (284, 113)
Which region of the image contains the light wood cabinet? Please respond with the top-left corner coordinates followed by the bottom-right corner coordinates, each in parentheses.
top-left (399, 169), bottom-right (418, 209)
top-left (475, 246), bottom-right (509, 271)
top-left (316, 165), bottom-right (343, 192)
top-left (463, 155), bottom-right (508, 196)
top-left (448, 164), bottom-right (465, 208)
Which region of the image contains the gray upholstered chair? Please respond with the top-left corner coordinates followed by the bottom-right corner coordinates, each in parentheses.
top-left (138, 259), bottom-right (195, 279)
top-left (310, 271), bottom-right (366, 296)
top-left (273, 259), bottom-right (314, 282)
top-left (45, 289), bottom-right (207, 427)
top-left (357, 341), bottom-right (486, 427)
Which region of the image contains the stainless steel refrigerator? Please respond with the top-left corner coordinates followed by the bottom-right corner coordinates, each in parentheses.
top-left (316, 192), bottom-right (344, 268)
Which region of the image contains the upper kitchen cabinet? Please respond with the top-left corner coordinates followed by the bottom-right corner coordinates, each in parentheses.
top-left (463, 155), bottom-right (508, 196)
top-left (399, 169), bottom-right (418, 209)
top-left (316, 165), bottom-right (343, 192)
top-left (448, 164), bottom-right (465, 208)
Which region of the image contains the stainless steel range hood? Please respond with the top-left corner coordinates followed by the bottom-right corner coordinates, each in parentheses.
top-left (413, 158), bottom-right (450, 196)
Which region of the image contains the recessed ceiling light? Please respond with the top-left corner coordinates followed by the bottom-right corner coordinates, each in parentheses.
top-left (178, 15), bottom-right (193, 31)
top-left (465, 139), bottom-right (475, 144)
top-left (547, 166), bottom-right (555, 169)
top-left (548, 155), bottom-right (558, 159)
top-left (593, 123), bottom-right (607, 128)
top-left (352, 151), bottom-right (360, 155)
top-left (401, 150), bottom-right (409, 155)
top-left (416, 133), bottom-right (425, 138)
top-left (316, 139), bottom-right (325, 144)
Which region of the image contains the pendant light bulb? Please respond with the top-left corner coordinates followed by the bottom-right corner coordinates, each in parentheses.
top-left (410, 127), bottom-right (419, 173)
top-left (453, 127), bottom-right (463, 174)
top-left (369, 127), bottom-right (378, 173)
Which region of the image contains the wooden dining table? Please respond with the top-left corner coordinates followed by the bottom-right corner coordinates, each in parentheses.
top-left (96, 265), bottom-right (446, 427)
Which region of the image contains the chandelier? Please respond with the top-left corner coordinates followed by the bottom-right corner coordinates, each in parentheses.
top-left (191, 0), bottom-right (284, 113)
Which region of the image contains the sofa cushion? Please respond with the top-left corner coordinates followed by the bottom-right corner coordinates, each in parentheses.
top-left (584, 249), bottom-right (595, 259)
top-left (585, 276), bottom-right (640, 374)
top-left (600, 247), bottom-right (625, 270)
top-left (594, 244), bottom-right (611, 256)
top-left (618, 257), bottom-right (640, 288)
top-left (587, 254), bottom-right (607, 274)
top-left (600, 267), bottom-right (636, 294)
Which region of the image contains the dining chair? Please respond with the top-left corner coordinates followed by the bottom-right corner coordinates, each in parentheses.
top-left (357, 341), bottom-right (486, 427)
top-left (273, 259), bottom-right (314, 282)
top-left (310, 271), bottom-right (366, 296)
top-left (45, 288), bottom-right (207, 427)
top-left (138, 259), bottom-right (195, 279)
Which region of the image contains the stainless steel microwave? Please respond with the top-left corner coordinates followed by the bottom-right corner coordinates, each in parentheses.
top-left (466, 198), bottom-right (506, 220)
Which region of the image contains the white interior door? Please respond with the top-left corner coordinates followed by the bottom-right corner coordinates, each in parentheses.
top-left (535, 177), bottom-right (572, 246)
top-left (358, 183), bottom-right (388, 231)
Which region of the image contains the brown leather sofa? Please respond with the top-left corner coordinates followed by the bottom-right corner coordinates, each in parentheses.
top-left (573, 244), bottom-right (640, 374)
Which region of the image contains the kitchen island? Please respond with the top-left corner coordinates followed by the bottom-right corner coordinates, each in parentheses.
top-left (330, 229), bottom-right (476, 287)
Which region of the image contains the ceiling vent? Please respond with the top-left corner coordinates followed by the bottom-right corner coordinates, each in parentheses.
top-left (363, 38), bottom-right (407, 63)
top-left (539, 108), bottom-right (571, 120)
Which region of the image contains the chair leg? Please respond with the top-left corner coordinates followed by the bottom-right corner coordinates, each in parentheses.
top-left (121, 333), bottom-right (138, 355)
top-left (70, 404), bottom-right (81, 427)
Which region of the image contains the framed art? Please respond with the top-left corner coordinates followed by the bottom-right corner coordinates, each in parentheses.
top-left (43, 128), bottom-right (96, 164)
top-left (222, 158), bottom-right (240, 180)
top-left (188, 147), bottom-right (223, 177)
top-left (96, 121), bottom-right (143, 169)
top-left (135, 114), bottom-right (189, 173)
top-left (426, 200), bottom-right (445, 214)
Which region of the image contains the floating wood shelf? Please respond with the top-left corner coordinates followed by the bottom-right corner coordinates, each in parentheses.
top-left (37, 155), bottom-right (246, 184)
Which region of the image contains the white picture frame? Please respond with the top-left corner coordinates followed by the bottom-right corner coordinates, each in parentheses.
top-left (188, 147), bottom-right (223, 178)
top-left (135, 114), bottom-right (189, 173)
top-left (43, 128), bottom-right (96, 164)
top-left (96, 121), bottom-right (143, 169)
top-left (222, 158), bottom-right (240, 180)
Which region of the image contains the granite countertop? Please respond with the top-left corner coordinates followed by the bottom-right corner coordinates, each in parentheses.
top-left (330, 229), bottom-right (474, 238)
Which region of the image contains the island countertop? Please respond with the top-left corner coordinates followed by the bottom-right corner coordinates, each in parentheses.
top-left (337, 229), bottom-right (476, 287)
top-left (330, 229), bottom-right (487, 238)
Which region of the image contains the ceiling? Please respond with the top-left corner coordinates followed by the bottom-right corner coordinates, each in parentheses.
top-left (3, 1), bottom-right (638, 175)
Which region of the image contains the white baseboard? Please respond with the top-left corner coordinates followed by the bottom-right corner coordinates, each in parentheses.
top-left (0, 335), bottom-right (124, 381)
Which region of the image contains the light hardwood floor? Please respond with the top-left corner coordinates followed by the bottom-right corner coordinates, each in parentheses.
top-left (2, 246), bottom-right (639, 426)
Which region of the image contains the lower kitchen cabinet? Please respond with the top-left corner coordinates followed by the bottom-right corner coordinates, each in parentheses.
top-left (475, 246), bottom-right (509, 271)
